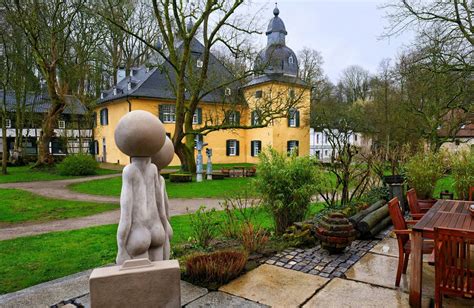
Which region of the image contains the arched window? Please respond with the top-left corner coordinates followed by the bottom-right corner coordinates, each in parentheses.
top-left (289, 56), bottom-right (294, 64)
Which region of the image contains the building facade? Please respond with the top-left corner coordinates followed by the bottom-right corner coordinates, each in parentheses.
top-left (0, 91), bottom-right (93, 158)
top-left (93, 7), bottom-right (311, 166)
top-left (309, 128), bottom-right (371, 162)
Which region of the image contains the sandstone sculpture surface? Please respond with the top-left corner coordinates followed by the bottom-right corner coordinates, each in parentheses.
top-left (114, 110), bottom-right (172, 265)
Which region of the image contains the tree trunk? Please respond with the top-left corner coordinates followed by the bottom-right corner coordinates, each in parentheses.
top-left (1, 117), bottom-right (7, 175)
top-left (35, 68), bottom-right (66, 167)
top-left (175, 139), bottom-right (196, 173)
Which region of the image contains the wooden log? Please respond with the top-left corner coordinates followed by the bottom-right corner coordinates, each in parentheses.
top-left (349, 200), bottom-right (386, 225)
top-left (361, 216), bottom-right (392, 239)
top-left (357, 204), bottom-right (389, 233)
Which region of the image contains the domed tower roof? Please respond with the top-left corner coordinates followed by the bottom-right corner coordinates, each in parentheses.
top-left (254, 5), bottom-right (298, 77)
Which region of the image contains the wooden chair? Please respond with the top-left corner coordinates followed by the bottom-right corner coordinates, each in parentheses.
top-left (434, 227), bottom-right (474, 308)
top-left (469, 186), bottom-right (474, 201)
top-left (406, 188), bottom-right (427, 220)
top-left (388, 197), bottom-right (434, 286)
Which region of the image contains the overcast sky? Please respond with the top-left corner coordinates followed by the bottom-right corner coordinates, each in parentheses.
top-left (248, 0), bottom-right (414, 83)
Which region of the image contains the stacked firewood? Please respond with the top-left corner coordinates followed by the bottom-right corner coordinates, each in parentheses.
top-left (349, 200), bottom-right (392, 239)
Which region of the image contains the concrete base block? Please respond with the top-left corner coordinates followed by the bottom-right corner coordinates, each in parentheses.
top-left (89, 259), bottom-right (181, 308)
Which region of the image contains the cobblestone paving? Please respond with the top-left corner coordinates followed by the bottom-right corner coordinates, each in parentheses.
top-left (264, 240), bottom-right (379, 279)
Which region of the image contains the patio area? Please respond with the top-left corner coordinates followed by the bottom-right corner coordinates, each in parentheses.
top-left (1, 233), bottom-right (472, 307)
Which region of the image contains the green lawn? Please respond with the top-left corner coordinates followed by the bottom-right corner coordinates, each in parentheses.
top-left (70, 176), bottom-right (257, 198)
top-left (0, 165), bottom-right (119, 184)
top-left (0, 203), bottom-right (323, 294)
top-left (0, 189), bottom-right (118, 225)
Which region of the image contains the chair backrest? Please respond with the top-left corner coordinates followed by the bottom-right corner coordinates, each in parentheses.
top-left (388, 197), bottom-right (410, 246)
top-left (407, 188), bottom-right (422, 214)
top-left (434, 227), bottom-right (474, 298)
top-left (469, 186), bottom-right (474, 201)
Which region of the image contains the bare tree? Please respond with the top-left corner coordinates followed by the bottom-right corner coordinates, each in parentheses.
top-left (338, 65), bottom-right (371, 103)
top-left (3, 0), bottom-right (86, 166)
top-left (383, 0), bottom-right (474, 72)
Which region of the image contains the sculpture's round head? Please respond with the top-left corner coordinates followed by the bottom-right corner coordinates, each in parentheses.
top-left (114, 110), bottom-right (166, 157)
top-left (152, 136), bottom-right (174, 170)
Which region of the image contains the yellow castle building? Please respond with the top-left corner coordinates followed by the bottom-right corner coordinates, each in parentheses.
top-left (93, 7), bottom-right (311, 166)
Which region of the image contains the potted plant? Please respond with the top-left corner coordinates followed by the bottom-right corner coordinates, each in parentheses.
top-left (404, 151), bottom-right (445, 206)
top-left (449, 150), bottom-right (473, 200)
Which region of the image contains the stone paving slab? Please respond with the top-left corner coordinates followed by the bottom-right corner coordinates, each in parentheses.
top-left (265, 240), bottom-right (378, 279)
top-left (0, 270), bottom-right (91, 308)
top-left (303, 278), bottom-right (410, 308)
top-left (219, 264), bottom-right (329, 308)
top-left (345, 252), bottom-right (401, 289)
top-left (370, 237), bottom-right (399, 258)
top-left (185, 291), bottom-right (267, 308)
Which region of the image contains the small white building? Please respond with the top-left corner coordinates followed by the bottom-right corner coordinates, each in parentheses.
top-left (310, 128), bottom-right (371, 162)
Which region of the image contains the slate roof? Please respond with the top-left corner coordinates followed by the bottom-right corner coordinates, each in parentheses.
top-left (243, 74), bottom-right (308, 88)
top-left (98, 38), bottom-right (241, 105)
top-left (0, 90), bottom-right (87, 115)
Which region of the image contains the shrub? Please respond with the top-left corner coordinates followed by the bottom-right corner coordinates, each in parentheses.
top-left (360, 186), bottom-right (390, 205)
top-left (240, 223), bottom-right (269, 253)
top-left (170, 173), bottom-right (192, 182)
top-left (282, 223), bottom-right (317, 248)
top-left (256, 148), bottom-right (321, 234)
top-left (220, 189), bottom-right (260, 239)
top-left (189, 206), bottom-right (218, 248)
top-left (449, 150), bottom-right (474, 200)
top-left (404, 151), bottom-right (445, 199)
top-left (57, 154), bottom-right (98, 176)
top-left (186, 250), bottom-right (247, 284)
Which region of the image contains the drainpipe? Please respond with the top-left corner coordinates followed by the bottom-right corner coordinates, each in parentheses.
top-left (126, 97), bottom-right (132, 112)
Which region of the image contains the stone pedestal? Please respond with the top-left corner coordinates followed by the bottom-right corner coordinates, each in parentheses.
top-left (89, 259), bottom-right (181, 308)
top-left (389, 183), bottom-right (406, 213)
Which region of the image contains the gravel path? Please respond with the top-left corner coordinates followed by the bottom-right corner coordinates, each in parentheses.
top-left (0, 173), bottom-right (121, 203)
top-left (0, 174), bottom-right (224, 240)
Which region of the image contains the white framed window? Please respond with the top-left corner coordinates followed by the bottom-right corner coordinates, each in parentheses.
top-left (251, 140), bottom-right (261, 157)
top-left (193, 112), bottom-right (198, 124)
top-left (58, 120), bottom-right (66, 129)
top-left (316, 134), bottom-right (320, 144)
top-left (324, 134), bottom-right (328, 144)
top-left (228, 140), bottom-right (237, 156)
top-left (289, 56), bottom-right (294, 64)
top-left (161, 104), bottom-right (176, 123)
top-left (5, 119), bottom-right (11, 128)
top-left (287, 140), bottom-right (299, 155)
top-left (289, 108), bottom-right (297, 127)
top-left (354, 134), bottom-right (358, 142)
top-left (227, 111), bottom-right (239, 125)
top-left (225, 87), bottom-right (231, 96)
top-left (197, 59), bottom-right (203, 68)
top-left (324, 150), bottom-right (328, 156)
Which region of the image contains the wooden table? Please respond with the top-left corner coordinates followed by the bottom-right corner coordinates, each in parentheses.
top-left (409, 199), bottom-right (474, 307)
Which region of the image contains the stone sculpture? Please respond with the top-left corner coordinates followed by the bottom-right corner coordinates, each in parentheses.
top-left (114, 110), bottom-right (172, 265)
top-left (151, 136), bottom-right (175, 260)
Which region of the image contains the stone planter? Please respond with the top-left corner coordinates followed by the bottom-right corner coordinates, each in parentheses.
top-left (315, 212), bottom-right (357, 254)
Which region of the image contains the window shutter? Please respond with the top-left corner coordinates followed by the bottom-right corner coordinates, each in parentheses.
top-left (158, 105), bottom-right (164, 121)
top-left (251, 141), bottom-right (255, 157)
top-left (236, 111), bottom-right (240, 125)
top-left (89, 141), bottom-right (95, 155)
top-left (236, 140), bottom-right (240, 156)
top-left (197, 108), bottom-right (202, 124)
top-left (287, 141), bottom-right (291, 154)
top-left (257, 141), bottom-right (262, 154)
top-left (287, 111), bottom-right (291, 127)
top-left (105, 109), bottom-right (109, 125)
top-left (226, 140), bottom-right (230, 156)
top-left (251, 111), bottom-right (256, 126)
top-left (295, 141), bottom-right (299, 155)
top-left (296, 110), bottom-right (300, 127)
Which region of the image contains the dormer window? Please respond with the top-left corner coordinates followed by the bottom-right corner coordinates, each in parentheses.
top-left (289, 56), bottom-right (294, 64)
top-left (255, 90), bottom-right (263, 98)
top-left (127, 81), bottom-right (132, 91)
top-left (225, 88), bottom-right (231, 96)
top-left (5, 119), bottom-right (11, 128)
top-left (113, 87), bottom-right (117, 95)
top-left (100, 92), bottom-right (104, 99)
top-left (58, 120), bottom-right (66, 129)
top-left (197, 59), bottom-right (203, 68)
